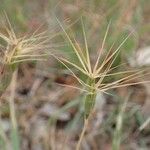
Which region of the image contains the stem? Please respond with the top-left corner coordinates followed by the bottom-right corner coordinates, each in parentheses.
top-left (9, 70), bottom-right (20, 150)
top-left (76, 77), bottom-right (97, 150)
top-left (84, 77), bottom-right (96, 119)
top-left (76, 119), bottom-right (88, 150)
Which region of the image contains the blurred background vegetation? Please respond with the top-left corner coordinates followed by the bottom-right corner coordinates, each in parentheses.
top-left (0, 0), bottom-right (150, 150)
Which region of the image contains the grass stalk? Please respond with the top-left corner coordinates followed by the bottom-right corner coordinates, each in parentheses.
top-left (9, 70), bottom-right (20, 150)
top-left (76, 119), bottom-right (89, 150)
top-left (76, 77), bottom-right (97, 150)
top-left (84, 77), bottom-right (96, 119)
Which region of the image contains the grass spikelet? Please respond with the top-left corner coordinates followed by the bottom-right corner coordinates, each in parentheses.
top-left (54, 17), bottom-right (150, 150)
top-left (0, 15), bottom-right (49, 96)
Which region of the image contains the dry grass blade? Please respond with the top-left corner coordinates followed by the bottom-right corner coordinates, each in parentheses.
top-left (73, 37), bottom-right (88, 67)
top-left (51, 54), bottom-right (93, 89)
top-left (99, 69), bottom-right (150, 91)
top-left (0, 16), bottom-right (50, 66)
top-left (51, 53), bottom-right (89, 76)
top-left (56, 83), bottom-right (89, 93)
top-left (95, 33), bottom-right (132, 76)
top-left (93, 21), bottom-right (111, 73)
top-left (95, 69), bottom-right (141, 78)
top-left (94, 42), bottom-right (115, 76)
top-left (56, 17), bottom-right (89, 73)
top-left (81, 18), bottom-right (92, 74)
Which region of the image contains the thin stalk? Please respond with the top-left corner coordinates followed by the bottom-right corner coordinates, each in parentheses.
top-left (76, 77), bottom-right (97, 150)
top-left (9, 70), bottom-right (20, 150)
top-left (76, 119), bottom-right (88, 150)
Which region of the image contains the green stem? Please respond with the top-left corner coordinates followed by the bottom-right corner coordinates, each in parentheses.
top-left (84, 77), bottom-right (96, 119)
top-left (76, 77), bottom-right (97, 150)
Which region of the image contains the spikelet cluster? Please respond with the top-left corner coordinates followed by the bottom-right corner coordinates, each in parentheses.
top-left (0, 17), bottom-right (48, 96)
